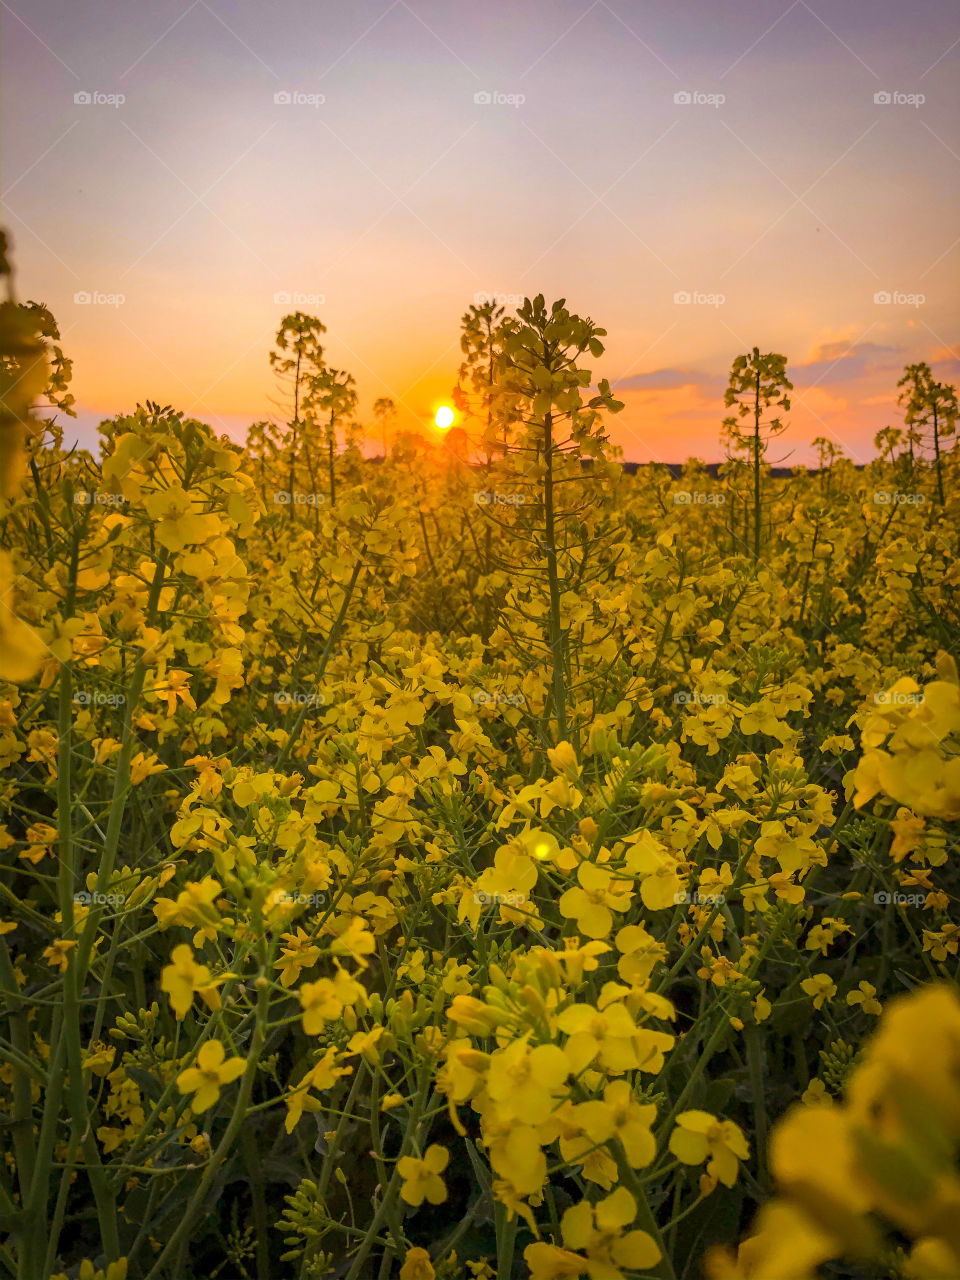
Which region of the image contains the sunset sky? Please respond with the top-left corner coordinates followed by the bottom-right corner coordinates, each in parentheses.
top-left (3, 0), bottom-right (958, 463)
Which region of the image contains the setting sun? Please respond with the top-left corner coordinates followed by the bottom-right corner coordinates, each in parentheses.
top-left (434, 405), bottom-right (455, 429)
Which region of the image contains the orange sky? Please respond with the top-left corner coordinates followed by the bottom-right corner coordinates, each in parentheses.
top-left (4, 0), bottom-right (958, 463)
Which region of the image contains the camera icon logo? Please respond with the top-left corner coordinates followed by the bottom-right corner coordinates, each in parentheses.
top-left (274, 90), bottom-right (292, 105)
top-left (474, 91), bottom-right (492, 105)
top-left (273, 491), bottom-right (292, 505)
top-left (873, 291), bottom-right (891, 304)
top-left (74, 91), bottom-right (92, 105)
top-left (674, 91), bottom-right (692, 105)
top-left (874, 891), bottom-right (892, 905)
top-left (673, 291), bottom-right (691, 304)
top-left (672, 491), bottom-right (692, 505)
top-left (874, 91), bottom-right (892, 105)
top-left (274, 290), bottom-right (291, 304)
top-left (74, 291), bottom-right (92, 305)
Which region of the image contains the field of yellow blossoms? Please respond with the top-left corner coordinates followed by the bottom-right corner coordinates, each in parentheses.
top-left (2, 239), bottom-right (959, 1280)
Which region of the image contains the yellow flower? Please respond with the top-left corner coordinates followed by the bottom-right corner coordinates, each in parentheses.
top-left (800, 1078), bottom-right (830, 1107)
top-left (397, 1144), bottom-right (448, 1207)
top-left (190, 1132), bottom-right (211, 1158)
top-left (800, 974), bottom-right (836, 1010)
top-left (523, 1242), bottom-right (587, 1279)
top-left (446, 994), bottom-right (506, 1036)
top-left (804, 919), bottom-right (852, 955)
top-left (486, 1036), bottom-right (569, 1124)
top-left (547, 740), bottom-right (581, 779)
top-left (704, 1200), bottom-right (837, 1280)
top-left (153, 877), bottom-right (226, 944)
top-left (399, 1248), bottom-right (435, 1280)
top-left (559, 861), bottom-right (631, 939)
top-left (150, 667), bottom-right (196, 717)
top-left (329, 915), bottom-right (376, 963)
top-left (43, 939), bottom-right (77, 971)
top-left (572, 1079), bottom-right (657, 1167)
top-left (83, 1041), bottom-right (117, 1077)
top-left (129, 750), bottom-right (166, 785)
top-left (54, 1261), bottom-right (128, 1280)
top-left (143, 484), bottom-right (215, 553)
top-left (345, 1026), bottom-right (387, 1064)
top-left (176, 1041), bottom-right (245, 1113)
top-left (284, 1048), bottom-right (350, 1133)
top-left (299, 968), bottom-right (365, 1034)
top-left (160, 943), bottom-right (224, 1019)
top-left (769, 1104), bottom-right (871, 1217)
top-left (846, 981), bottom-right (882, 1016)
top-left (669, 1111), bottom-right (750, 1187)
top-left (275, 928), bottom-right (322, 987)
top-left (487, 1121), bottom-right (549, 1197)
top-left (529, 1187), bottom-right (660, 1279)
top-left (557, 1001), bottom-right (673, 1074)
top-left (624, 832), bottom-right (683, 910)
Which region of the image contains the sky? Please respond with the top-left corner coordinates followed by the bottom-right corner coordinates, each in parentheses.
top-left (2, 0), bottom-right (958, 464)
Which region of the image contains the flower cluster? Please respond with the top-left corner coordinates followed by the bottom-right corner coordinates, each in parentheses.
top-left (1, 288), bottom-right (958, 1277)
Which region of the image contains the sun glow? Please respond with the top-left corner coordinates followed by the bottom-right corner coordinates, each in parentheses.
top-left (434, 405), bottom-right (455, 429)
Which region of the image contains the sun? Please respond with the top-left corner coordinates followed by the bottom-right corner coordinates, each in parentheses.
top-left (434, 405), bottom-right (455, 429)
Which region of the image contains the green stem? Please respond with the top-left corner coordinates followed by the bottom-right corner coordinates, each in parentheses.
top-left (613, 1144), bottom-right (677, 1280)
top-left (745, 1025), bottom-right (769, 1188)
top-left (143, 976), bottom-right (271, 1280)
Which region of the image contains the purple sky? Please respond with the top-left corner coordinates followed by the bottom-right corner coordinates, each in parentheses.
top-left (3, 0), bottom-right (958, 462)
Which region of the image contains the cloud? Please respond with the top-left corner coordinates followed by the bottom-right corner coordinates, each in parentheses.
top-left (611, 368), bottom-right (724, 393)
top-left (794, 339), bottom-right (903, 387)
